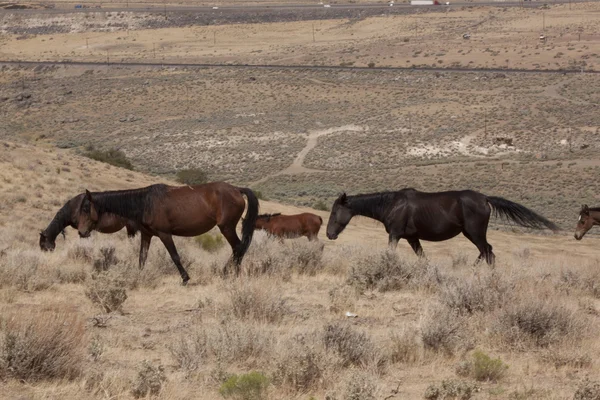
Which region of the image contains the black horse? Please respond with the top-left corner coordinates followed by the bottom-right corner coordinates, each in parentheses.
top-left (326, 189), bottom-right (559, 264)
top-left (40, 193), bottom-right (138, 252)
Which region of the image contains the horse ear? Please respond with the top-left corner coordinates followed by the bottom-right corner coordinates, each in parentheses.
top-left (582, 204), bottom-right (590, 214)
top-left (340, 193), bottom-right (347, 204)
top-left (85, 189), bottom-right (92, 201)
top-left (39, 231), bottom-right (45, 238)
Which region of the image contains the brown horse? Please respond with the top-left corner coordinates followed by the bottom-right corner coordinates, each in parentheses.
top-left (40, 193), bottom-right (138, 252)
top-left (76, 182), bottom-right (259, 284)
top-left (255, 213), bottom-right (323, 241)
top-left (574, 204), bottom-right (600, 240)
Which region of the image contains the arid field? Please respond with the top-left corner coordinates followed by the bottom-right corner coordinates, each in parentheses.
top-left (1, 1), bottom-right (600, 399)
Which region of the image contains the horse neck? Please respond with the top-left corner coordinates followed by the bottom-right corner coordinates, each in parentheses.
top-left (44, 201), bottom-right (73, 241)
top-left (347, 194), bottom-right (392, 223)
top-left (591, 211), bottom-right (600, 224)
top-left (91, 186), bottom-right (160, 222)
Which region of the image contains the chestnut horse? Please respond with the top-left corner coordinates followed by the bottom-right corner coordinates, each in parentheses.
top-left (574, 204), bottom-right (600, 240)
top-left (255, 213), bottom-right (323, 241)
top-left (40, 192), bottom-right (138, 252)
top-left (327, 189), bottom-right (559, 264)
top-left (76, 182), bottom-right (259, 284)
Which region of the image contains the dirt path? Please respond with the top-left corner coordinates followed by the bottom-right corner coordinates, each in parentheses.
top-left (251, 124), bottom-right (364, 185)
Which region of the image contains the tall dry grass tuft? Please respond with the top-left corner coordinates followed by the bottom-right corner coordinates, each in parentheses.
top-left (0, 310), bottom-right (85, 381)
top-left (495, 298), bottom-right (584, 349)
top-left (85, 271), bottom-right (128, 313)
top-left (131, 361), bottom-right (166, 398)
top-left (323, 322), bottom-right (381, 368)
top-left (347, 250), bottom-right (414, 292)
top-left (421, 305), bottom-right (472, 356)
top-left (440, 272), bottom-right (513, 315)
top-left (388, 327), bottom-right (423, 365)
top-left (225, 279), bottom-right (288, 324)
top-left (170, 321), bottom-right (275, 371)
top-left (0, 250), bottom-right (53, 291)
top-left (272, 333), bottom-right (334, 393)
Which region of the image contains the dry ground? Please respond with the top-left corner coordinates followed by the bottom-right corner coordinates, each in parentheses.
top-left (1, 143), bottom-right (600, 400)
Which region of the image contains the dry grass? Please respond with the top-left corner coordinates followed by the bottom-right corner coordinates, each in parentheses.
top-left (0, 310), bottom-right (85, 381)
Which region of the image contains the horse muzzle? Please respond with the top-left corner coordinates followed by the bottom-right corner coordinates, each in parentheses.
top-left (574, 233), bottom-right (583, 241)
top-left (79, 231), bottom-right (92, 239)
top-left (327, 232), bottom-right (338, 240)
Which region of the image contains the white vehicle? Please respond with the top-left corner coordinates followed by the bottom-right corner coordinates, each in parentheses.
top-left (323, 4), bottom-right (331, 7)
top-left (212, 6), bottom-right (219, 9)
top-left (410, 0), bottom-right (440, 5)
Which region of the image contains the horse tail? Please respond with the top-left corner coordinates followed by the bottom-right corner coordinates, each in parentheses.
top-left (236, 187), bottom-right (259, 264)
top-left (125, 221), bottom-right (139, 238)
top-left (486, 196), bottom-right (560, 232)
top-left (318, 216), bottom-right (323, 225)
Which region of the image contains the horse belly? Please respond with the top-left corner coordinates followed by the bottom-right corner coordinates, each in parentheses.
top-left (415, 223), bottom-right (462, 242)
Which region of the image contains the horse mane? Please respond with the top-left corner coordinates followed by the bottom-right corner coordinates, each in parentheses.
top-left (43, 197), bottom-right (75, 242)
top-left (587, 207), bottom-right (600, 212)
top-left (257, 213), bottom-right (281, 220)
top-left (89, 184), bottom-right (167, 222)
top-left (346, 190), bottom-right (413, 219)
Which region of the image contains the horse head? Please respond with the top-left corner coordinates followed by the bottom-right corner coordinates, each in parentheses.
top-left (574, 204), bottom-right (593, 240)
top-left (77, 190), bottom-right (99, 238)
top-left (327, 193), bottom-right (351, 240)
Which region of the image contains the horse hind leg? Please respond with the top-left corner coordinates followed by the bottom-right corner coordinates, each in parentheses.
top-left (407, 238), bottom-right (425, 258)
top-left (218, 224), bottom-right (242, 276)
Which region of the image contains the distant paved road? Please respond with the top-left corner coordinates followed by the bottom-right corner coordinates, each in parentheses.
top-left (1, 60), bottom-right (597, 75)
top-left (0, 0), bottom-right (593, 14)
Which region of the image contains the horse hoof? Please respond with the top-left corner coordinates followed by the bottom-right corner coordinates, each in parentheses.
top-left (181, 279), bottom-right (190, 286)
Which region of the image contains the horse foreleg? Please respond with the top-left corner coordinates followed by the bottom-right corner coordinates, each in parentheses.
top-left (139, 232), bottom-right (152, 269)
top-left (388, 234), bottom-right (399, 251)
top-left (157, 233), bottom-right (190, 285)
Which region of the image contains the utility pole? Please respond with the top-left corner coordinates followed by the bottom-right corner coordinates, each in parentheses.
top-left (153, 43), bottom-right (156, 58)
top-left (543, 12), bottom-right (545, 31)
top-left (312, 23), bottom-right (315, 43)
top-left (213, 31), bottom-right (216, 45)
top-left (106, 50), bottom-right (110, 65)
top-left (484, 110), bottom-right (487, 138)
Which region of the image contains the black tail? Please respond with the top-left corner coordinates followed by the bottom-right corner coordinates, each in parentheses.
top-left (235, 187), bottom-right (259, 264)
top-left (487, 196), bottom-right (560, 232)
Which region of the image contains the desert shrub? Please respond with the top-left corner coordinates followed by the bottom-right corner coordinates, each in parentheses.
top-left (226, 281), bottom-right (288, 324)
top-left (169, 334), bottom-right (208, 373)
top-left (574, 380), bottom-right (600, 400)
top-left (68, 244), bottom-right (93, 262)
top-left (176, 168), bottom-right (208, 185)
top-left (0, 251), bottom-right (52, 291)
top-left (254, 190), bottom-right (267, 200)
top-left (421, 306), bottom-right (471, 356)
top-left (173, 321), bottom-right (273, 367)
top-left (88, 335), bottom-right (104, 362)
top-left (273, 336), bottom-right (328, 392)
top-left (323, 322), bottom-right (377, 367)
top-left (85, 272), bottom-right (128, 313)
top-left (219, 371), bottom-right (269, 400)
top-left (424, 380), bottom-right (479, 400)
top-left (558, 268), bottom-right (600, 298)
top-left (441, 273), bottom-right (512, 315)
top-left (496, 301), bottom-right (581, 348)
top-left (389, 328), bottom-right (422, 364)
top-left (85, 148), bottom-right (133, 170)
top-left (0, 311), bottom-right (84, 381)
top-left (456, 350), bottom-right (508, 382)
top-left (286, 241), bottom-right (324, 275)
top-left (539, 347), bottom-right (592, 369)
top-left (131, 361), bottom-right (166, 398)
top-left (93, 246), bottom-right (119, 273)
top-left (195, 232), bottom-right (225, 253)
top-left (343, 371), bottom-right (377, 400)
top-left (348, 250), bottom-right (414, 292)
top-left (329, 285), bottom-right (358, 314)
top-left (314, 200), bottom-right (329, 211)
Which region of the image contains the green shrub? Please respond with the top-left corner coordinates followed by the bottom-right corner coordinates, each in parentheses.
top-left (131, 361), bottom-right (166, 399)
top-left (195, 233), bottom-right (225, 253)
top-left (84, 148), bottom-right (134, 170)
top-left (219, 371), bottom-right (269, 400)
top-left (456, 350), bottom-right (508, 382)
top-left (176, 168), bottom-right (208, 185)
